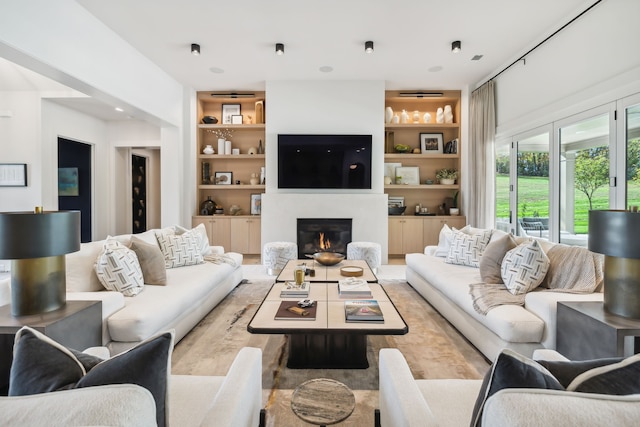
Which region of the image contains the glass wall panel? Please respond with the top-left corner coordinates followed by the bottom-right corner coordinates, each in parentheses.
top-left (626, 103), bottom-right (640, 210)
top-left (495, 141), bottom-right (510, 232)
top-left (559, 113), bottom-right (610, 246)
top-left (516, 133), bottom-right (550, 239)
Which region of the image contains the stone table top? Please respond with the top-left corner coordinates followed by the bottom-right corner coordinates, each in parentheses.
top-left (290, 378), bottom-right (356, 426)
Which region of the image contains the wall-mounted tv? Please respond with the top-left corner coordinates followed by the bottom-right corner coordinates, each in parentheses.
top-left (278, 134), bottom-right (372, 189)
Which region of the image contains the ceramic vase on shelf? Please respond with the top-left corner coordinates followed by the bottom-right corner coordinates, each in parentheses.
top-left (250, 173), bottom-right (260, 185)
top-left (224, 140), bottom-right (232, 155)
top-left (423, 112), bottom-right (432, 123)
top-left (436, 107), bottom-right (444, 124)
top-left (258, 139), bottom-right (264, 154)
top-left (400, 109), bottom-right (409, 124)
top-left (200, 196), bottom-right (215, 215)
top-left (412, 110), bottom-right (420, 123)
top-left (444, 105), bottom-right (454, 123)
top-left (217, 138), bottom-right (225, 155)
top-left (203, 145), bottom-right (214, 155)
top-left (392, 114), bottom-right (400, 124)
top-left (260, 166), bottom-right (266, 185)
top-left (385, 106), bottom-right (394, 124)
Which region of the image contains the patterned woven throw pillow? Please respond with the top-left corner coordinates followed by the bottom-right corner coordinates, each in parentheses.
top-left (445, 229), bottom-right (492, 268)
top-left (94, 238), bottom-right (144, 296)
top-left (501, 240), bottom-right (550, 295)
top-left (155, 229), bottom-right (204, 268)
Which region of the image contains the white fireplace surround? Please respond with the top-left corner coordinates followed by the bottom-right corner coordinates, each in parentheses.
top-left (261, 193), bottom-right (389, 264)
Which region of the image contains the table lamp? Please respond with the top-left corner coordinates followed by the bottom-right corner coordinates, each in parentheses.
top-left (588, 210), bottom-right (640, 318)
top-left (0, 209), bottom-right (80, 316)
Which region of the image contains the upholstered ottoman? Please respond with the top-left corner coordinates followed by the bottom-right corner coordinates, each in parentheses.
top-left (263, 241), bottom-right (298, 275)
top-left (347, 242), bottom-right (381, 272)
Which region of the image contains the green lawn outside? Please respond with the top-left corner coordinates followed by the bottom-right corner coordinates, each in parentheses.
top-left (495, 174), bottom-right (640, 234)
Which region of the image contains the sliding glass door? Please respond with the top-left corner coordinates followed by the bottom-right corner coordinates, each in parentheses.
top-left (516, 131), bottom-right (550, 239)
top-left (624, 101), bottom-right (640, 210)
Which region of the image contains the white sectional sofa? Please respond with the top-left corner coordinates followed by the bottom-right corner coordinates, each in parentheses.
top-left (405, 228), bottom-right (603, 361)
top-left (63, 226), bottom-right (243, 354)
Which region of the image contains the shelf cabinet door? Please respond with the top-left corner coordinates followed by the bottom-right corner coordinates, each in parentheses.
top-left (192, 216), bottom-right (231, 251)
top-left (423, 217), bottom-right (466, 246)
top-left (229, 217), bottom-right (261, 254)
top-left (389, 217), bottom-right (424, 255)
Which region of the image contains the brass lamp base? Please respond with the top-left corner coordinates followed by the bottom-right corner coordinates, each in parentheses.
top-left (604, 255), bottom-right (640, 319)
top-left (10, 256), bottom-right (66, 316)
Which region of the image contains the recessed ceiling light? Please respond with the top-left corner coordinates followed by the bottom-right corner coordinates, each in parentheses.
top-left (365, 41), bottom-right (374, 53)
top-left (275, 43), bottom-right (284, 55)
top-left (191, 43), bottom-right (200, 56)
top-left (451, 40), bottom-right (461, 53)
top-left (209, 67), bottom-right (225, 74)
top-left (114, 107), bottom-right (124, 112)
top-left (471, 55), bottom-right (483, 61)
top-left (428, 66), bottom-right (443, 73)
top-left (319, 66), bottom-right (333, 73)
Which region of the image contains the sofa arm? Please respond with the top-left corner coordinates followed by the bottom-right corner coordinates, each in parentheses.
top-left (483, 388), bottom-right (640, 426)
top-left (379, 348), bottom-right (436, 427)
top-left (0, 384), bottom-right (156, 426)
top-left (201, 347), bottom-right (263, 427)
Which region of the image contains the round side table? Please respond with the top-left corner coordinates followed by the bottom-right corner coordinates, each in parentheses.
top-left (291, 378), bottom-right (355, 426)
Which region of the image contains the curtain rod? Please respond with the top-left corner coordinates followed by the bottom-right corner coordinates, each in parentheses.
top-left (474, 0), bottom-right (603, 91)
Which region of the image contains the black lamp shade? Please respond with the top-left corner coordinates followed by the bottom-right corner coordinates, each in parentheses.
top-left (0, 211), bottom-right (81, 259)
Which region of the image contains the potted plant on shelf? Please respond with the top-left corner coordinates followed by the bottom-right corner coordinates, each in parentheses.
top-left (450, 191), bottom-right (460, 216)
top-left (436, 168), bottom-right (458, 185)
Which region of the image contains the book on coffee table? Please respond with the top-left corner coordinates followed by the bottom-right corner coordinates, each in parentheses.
top-left (280, 281), bottom-right (310, 297)
top-left (344, 300), bottom-right (384, 322)
top-left (275, 301), bottom-right (317, 320)
top-left (338, 278), bottom-right (372, 298)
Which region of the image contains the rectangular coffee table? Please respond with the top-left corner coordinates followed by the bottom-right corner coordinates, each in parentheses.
top-left (247, 280), bottom-right (407, 368)
top-left (276, 259), bottom-right (378, 283)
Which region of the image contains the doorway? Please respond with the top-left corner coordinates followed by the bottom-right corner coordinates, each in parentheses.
top-left (58, 138), bottom-right (92, 242)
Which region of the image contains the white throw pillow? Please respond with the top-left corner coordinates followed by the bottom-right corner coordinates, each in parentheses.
top-left (155, 229), bottom-right (204, 268)
top-left (445, 229), bottom-right (492, 267)
top-left (94, 238), bottom-right (144, 296)
top-left (501, 240), bottom-right (550, 295)
top-left (175, 223), bottom-right (211, 256)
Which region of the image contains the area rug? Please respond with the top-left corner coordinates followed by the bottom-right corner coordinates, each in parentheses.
top-left (171, 272), bottom-right (489, 426)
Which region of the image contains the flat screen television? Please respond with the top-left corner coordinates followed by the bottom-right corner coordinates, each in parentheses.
top-left (278, 134), bottom-right (372, 189)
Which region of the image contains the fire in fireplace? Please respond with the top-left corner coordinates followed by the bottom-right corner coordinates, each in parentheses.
top-left (297, 218), bottom-right (352, 259)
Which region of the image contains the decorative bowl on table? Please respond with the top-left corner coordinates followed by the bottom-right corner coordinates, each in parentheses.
top-left (308, 252), bottom-right (345, 266)
top-left (388, 206), bottom-right (407, 215)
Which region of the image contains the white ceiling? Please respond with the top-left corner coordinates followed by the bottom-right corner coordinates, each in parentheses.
top-left (2, 0), bottom-right (597, 120)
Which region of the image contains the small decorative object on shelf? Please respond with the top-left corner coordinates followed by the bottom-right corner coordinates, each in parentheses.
top-left (436, 168), bottom-right (458, 185)
top-left (201, 162), bottom-right (211, 184)
top-left (250, 173), bottom-right (260, 185)
top-left (203, 145), bottom-right (214, 155)
top-left (385, 106), bottom-right (394, 124)
top-left (229, 204), bottom-right (242, 215)
top-left (423, 112), bottom-right (431, 123)
top-left (201, 116), bottom-right (218, 124)
top-left (394, 144), bottom-right (411, 153)
top-left (436, 107), bottom-right (444, 124)
top-left (392, 114), bottom-right (400, 124)
top-left (248, 146), bottom-right (258, 155)
top-left (400, 109), bottom-right (409, 124)
top-left (200, 196), bottom-right (216, 215)
top-left (412, 110), bottom-right (420, 123)
top-left (224, 140), bottom-right (232, 155)
top-left (258, 139), bottom-right (264, 154)
top-left (444, 105), bottom-right (454, 123)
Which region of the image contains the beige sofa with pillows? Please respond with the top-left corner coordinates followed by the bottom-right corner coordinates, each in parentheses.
top-left (405, 225), bottom-right (604, 361)
top-left (64, 224), bottom-right (243, 354)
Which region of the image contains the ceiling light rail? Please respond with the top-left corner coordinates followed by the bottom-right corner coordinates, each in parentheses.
top-left (210, 93), bottom-right (256, 98)
top-left (399, 92), bottom-right (444, 98)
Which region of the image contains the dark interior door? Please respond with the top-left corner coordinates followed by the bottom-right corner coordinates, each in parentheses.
top-left (58, 138), bottom-right (91, 242)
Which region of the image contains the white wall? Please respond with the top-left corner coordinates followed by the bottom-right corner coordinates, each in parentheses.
top-left (493, 0), bottom-right (640, 137)
top-left (261, 80), bottom-right (389, 262)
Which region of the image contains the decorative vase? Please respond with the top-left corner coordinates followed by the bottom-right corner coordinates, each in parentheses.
top-left (436, 107), bottom-right (444, 124)
top-left (201, 162), bottom-right (211, 184)
top-left (384, 176), bottom-right (392, 185)
top-left (203, 145), bottom-right (214, 155)
top-left (217, 138), bottom-right (225, 155)
top-left (224, 140), bottom-right (232, 155)
top-left (392, 114), bottom-right (400, 124)
top-left (248, 147), bottom-right (258, 155)
top-left (260, 166), bottom-right (266, 185)
top-left (444, 105), bottom-right (453, 123)
top-left (200, 196), bottom-right (216, 215)
top-left (423, 112), bottom-right (432, 123)
top-left (258, 139), bottom-right (264, 154)
top-left (385, 106), bottom-right (394, 124)
top-left (412, 110), bottom-right (420, 123)
top-left (250, 173), bottom-right (260, 185)
top-left (400, 109), bottom-right (409, 124)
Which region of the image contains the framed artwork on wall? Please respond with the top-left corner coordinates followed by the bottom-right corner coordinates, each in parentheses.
top-left (0, 163), bottom-right (27, 187)
top-left (419, 133), bottom-right (444, 154)
top-left (58, 167), bottom-right (79, 196)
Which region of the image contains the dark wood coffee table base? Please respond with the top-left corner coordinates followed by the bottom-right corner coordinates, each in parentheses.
top-left (288, 333), bottom-right (368, 369)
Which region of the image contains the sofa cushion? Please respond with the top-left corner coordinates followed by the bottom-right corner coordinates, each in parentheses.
top-left (155, 229), bottom-right (204, 268)
top-left (566, 353), bottom-right (640, 394)
top-left (130, 236), bottom-right (167, 286)
top-left (479, 234), bottom-right (517, 284)
top-left (175, 223), bottom-right (211, 256)
top-left (501, 240), bottom-right (549, 295)
top-left (94, 238), bottom-right (144, 297)
top-left (9, 326), bottom-right (173, 427)
top-left (538, 357), bottom-right (624, 388)
top-left (445, 229), bottom-right (492, 268)
top-left (471, 348), bottom-right (563, 426)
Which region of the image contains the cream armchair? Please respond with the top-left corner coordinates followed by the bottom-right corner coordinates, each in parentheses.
top-left (0, 346), bottom-right (263, 427)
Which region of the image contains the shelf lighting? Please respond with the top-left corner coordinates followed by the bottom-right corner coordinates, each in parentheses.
top-left (399, 92), bottom-right (444, 98)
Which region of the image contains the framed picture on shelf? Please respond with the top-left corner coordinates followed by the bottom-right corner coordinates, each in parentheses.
top-left (250, 193), bottom-right (262, 215)
top-left (0, 163), bottom-right (27, 187)
top-left (222, 104), bottom-right (241, 124)
top-left (384, 162), bottom-right (402, 181)
top-left (419, 133), bottom-right (444, 154)
top-left (395, 166), bottom-right (420, 185)
top-left (214, 171), bottom-right (233, 185)
top-left (231, 114), bottom-right (243, 125)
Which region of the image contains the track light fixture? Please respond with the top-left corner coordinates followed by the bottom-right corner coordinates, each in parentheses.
top-left (191, 43), bottom-right (200, 56)
top-left (365, 41), bottom-right (374, 53)
top-left (451, 40), bottom-right (461, 53)
top-left (275, 43), bottom-right (285, 55)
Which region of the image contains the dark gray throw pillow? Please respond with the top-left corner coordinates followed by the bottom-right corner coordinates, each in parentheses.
top-left (9, 326), bottom-right (173, 427)
top-left (566, 353), bottom-right (640, 394)
top-left (470, 348), bottom-right (563, 427)
top-left (538, 357), bottom-right (624, 388)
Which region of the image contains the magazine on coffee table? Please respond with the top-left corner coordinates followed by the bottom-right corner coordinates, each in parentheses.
top-left (280, 281), bottom-right (310, 297)
top-left (275, 301), bottom-right (317, 320)
top-left (344, 300), bottom-right (384, 322)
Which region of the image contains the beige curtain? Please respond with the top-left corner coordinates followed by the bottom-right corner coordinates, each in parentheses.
top-left (468, 80), bottom-right (496, 228)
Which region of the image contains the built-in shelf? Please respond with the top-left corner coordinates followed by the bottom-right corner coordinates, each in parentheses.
top-left (198, 184), bottom-right (265, 190)
top-left (385, 184), bottom-right (459, 190)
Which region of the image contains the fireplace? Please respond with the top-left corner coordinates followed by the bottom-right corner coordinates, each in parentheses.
top-left (297, 218), bottom-right (352, 259)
